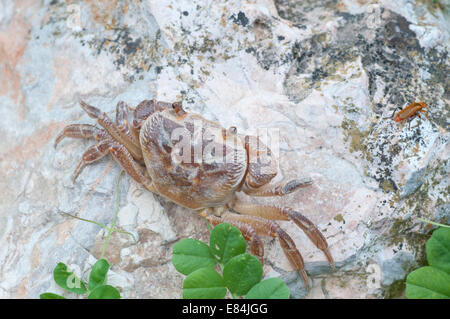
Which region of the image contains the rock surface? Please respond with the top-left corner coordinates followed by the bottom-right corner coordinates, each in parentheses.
top-left (0, 0), bottom-right (448, 299)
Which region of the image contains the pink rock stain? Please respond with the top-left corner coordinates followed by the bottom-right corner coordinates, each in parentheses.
top-left (0, 1), bottom-right (35, 120)
top-left (0, 122), bottom-right (65, 173)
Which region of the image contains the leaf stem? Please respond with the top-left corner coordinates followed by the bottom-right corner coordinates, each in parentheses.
top-left (202, 216), bottom-right (212, 233)
top-left (101, 170), bottom-right (125, 259)
top-left (418, 218), bottom-right (450, 229)
top-left (60, 209), bottom-right (136, 243)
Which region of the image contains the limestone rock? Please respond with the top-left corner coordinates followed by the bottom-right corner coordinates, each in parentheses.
top-left (0, 0), bottom-right (448, 298)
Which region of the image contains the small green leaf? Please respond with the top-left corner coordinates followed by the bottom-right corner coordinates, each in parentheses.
top-left (426, 227), bottom-right (450, 273)
top-left (40, 292), bottom-right (66, 299)
top-left (223, 254), bottom-right (263, 296)
top-left (172, 238), bottom-right (217, 275)
top-left (53, 262), bottom-right (87, 295)
top-left (183, 267), bottom-right (227, 299)
top-left (88, 285), bottom-right (121, 299)
top-left (406, 266), bottom-right (450, 299)
top-left (209, 223), bottom-right (246, 265)
top-left (89, 259), bottom-right (110, 291)
top-left (245, 278), bottom-right (290, 299)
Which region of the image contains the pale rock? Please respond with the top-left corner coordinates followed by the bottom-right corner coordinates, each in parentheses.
top-left (0, 0), bottom-right (448, 299)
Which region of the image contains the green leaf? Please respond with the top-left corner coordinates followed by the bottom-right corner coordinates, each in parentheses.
top-left (88, 285), bottom-right (121, 299)
top-left (223, 254), bottom-right (263, 296)
top-left (40, 292), bottom-right (66, 299)
top-left (89, 259), bottom-right (110, 291)
top-left (426, 227), bottom-right (450, 273)
top-left (245, 278), bottom-right (290, 299)
top-left (172, 238), bottom-right (217, 275)
top-left (209, 223), bottom-right (246, 265)
top-left (406, 266), bottom-right (450, 299)
top-left (182, 267), bottom-right (227, 299)
top-left (53, 262), bottom-right (87, 295)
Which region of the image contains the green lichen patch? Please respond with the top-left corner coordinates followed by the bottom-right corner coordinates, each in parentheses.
top-left (340, 119), bottom-right (372, 159)
top-left (43, 1), bottom-right (167, 83)
top-left (386, 279), bottom-right (406, 299)
top-left (388, 218), bottom-right (431, 260)
top-left (380, 179), bottom-right (398, 193)
top-left (86, 27), bottom-right (165, 83)
top-left (333, 214), bottom-right (345, 223)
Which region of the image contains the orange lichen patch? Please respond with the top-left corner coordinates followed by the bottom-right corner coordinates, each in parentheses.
top-left (87, 0), bottom-right (120, 27)
top-left (0, 1), bottom-right (35, 120)
top-left (336, 2), bottom-right (348, 11)
top-left (121, 2), bottom-right (129, 14)
top-left (0, 122), bottom-right (65, 173)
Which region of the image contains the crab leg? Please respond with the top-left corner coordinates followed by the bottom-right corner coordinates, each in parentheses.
top-left (115, 101), bottom-right (141, 146)
top-left (243, 178), bottom-right (313, 197)
top-left (204, 213), bottom-right (264, 264)
top-left (72, 139), bottom-right (113, 180)
top-left (107, 142), bottom-right (156, 193)
top-left (54, 124), bottom-right (106, 148)
top-left (230, 201), bottom-right (334, 269)
top-left (79, 101), bottom-right (143, 161)
top-left (219, 211), bottom-right (310, 290)
top-left (115, 101), bottom-right (131, 126)
top-left (132, 99), bottom-right (173, 130)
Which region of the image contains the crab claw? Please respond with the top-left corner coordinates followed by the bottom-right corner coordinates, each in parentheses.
top-left (281, 178), bottom-right (313, 195)
top-left (80, 101), bottom-right (103, 119)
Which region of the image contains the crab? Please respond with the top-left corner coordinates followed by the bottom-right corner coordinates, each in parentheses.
top-left (55, 99), bottom-right (334, 290)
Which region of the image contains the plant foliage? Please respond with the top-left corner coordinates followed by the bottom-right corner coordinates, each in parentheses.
top-left (172, 222), bottom-right (290, 299)
top-left (406, 227), bottom-right (450, 299)
top-left (40, 259), bottom-right (121, 299)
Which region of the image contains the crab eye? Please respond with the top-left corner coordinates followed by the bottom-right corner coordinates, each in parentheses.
top-left (172, 102), bottom-right (186, 116)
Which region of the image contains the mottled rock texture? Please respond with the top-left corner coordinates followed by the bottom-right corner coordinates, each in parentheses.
top-left (0, 0), bottom-right (448, 299)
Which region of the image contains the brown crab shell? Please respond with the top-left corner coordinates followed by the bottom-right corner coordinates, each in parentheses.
top-left (140, 108), bottom-right (248, 210)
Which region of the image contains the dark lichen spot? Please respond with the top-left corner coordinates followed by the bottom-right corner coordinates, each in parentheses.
top-left (383, 14), bottom-right (419, 51)
top-left (183, 11), bottom-right (189, 16)
top-left (115, 55), bottom-right (125, 66)
top-left (230, 11), bottom-right (249, 27)
top-left (123, 36), bottom-right (142, 55)
top-left (311, 67), bottom-right (328, 82)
